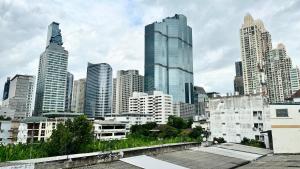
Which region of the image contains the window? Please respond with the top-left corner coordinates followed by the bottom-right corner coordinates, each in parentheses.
top-left (276, 109), bottom-right (288, 117)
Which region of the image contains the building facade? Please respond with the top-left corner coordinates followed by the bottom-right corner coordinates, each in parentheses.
top-left (129, 91), bottom-right (173, 124)
top-left (267, 44), bottom-right (292, 103)
top-left (93, 120), bottom-right (126, 141)
top-left (234, 61), bottom-right (244, 95)
top-left (105, 113), bottom-right (154, 132)
top-left (65, 72), bottom-right (74, 112)
top-left (112, 78), bottom-right (117, 114)
top-left (71, 78), bottom-right (86, 113)
top-left (290, 67), bottom-right (300, 94)
top-left (144, 14), bottom-right (194, 104)
top-left (269, 103), bottom-right (300, 154)
top-left (194, 86), bottom-right (208, 117)
top-left (207, 94), bottom-right (271, 144)
top-left (240, 14), bottom-right (271, 95)
top-left (84, 63), bottom-right (112, 118)
top-left (115, 70), bottom-right (144, 114)
top-left (0, 120), bottom-right (20, 145)
top-left (2, 75), bottom-right (35, 118)
top-left (34, 22), bottom-right (68, 115)
top-left (173, 102), bottom-right (195, 120)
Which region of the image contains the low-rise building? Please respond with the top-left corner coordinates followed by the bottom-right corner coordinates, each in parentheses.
top-left (269, 103), bottom-right (300, 154)
top-left (129, 91), bottom-right (173, 124)
top-left (105, 113), bottom-right (154, 132)
top-left (0, 120), bottom-right (20, 145)
top-left (17, 117), bottom-right (66, 143)
top-left (93, 120), bottom-right (126, 141)
top-left (207, 94), bottom-right (271, 145)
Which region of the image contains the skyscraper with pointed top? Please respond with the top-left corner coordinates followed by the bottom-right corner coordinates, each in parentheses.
top-left (34, 22), bottom-right (68, 115)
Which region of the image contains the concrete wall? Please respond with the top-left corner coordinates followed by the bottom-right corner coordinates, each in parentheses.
top-left (8, 142), bottom-right (199, 169)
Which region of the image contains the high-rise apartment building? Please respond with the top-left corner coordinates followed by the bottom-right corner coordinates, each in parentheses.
top-left (144, 14), bottom-right (194, 104)
top-left (84, 63), bottom-right (112, 118)
top-left (71, 78), bottom-right (86, 113)
top-left (290, 67), bottom-right (300, 94)
top-left (65, 72), bottom-right (73, 112)
top-left (234, 61), bottom-right (244, 95)
top-left (2, 75), bottom-right (35, 118)
top-left (115, 70), bottom-right (143, 114)
top-left (2, 77), bottom-right (10, 101)
top-left (240, 14), bottom-right (272, 95)
top-left (112, 78), bottom-right (117, 114)
top-left (129, 91), bottom-right (173, 124)
top-left (34, 22), bottom-right (68, 115)
top-left (268, 44), bottom-right (292, 103)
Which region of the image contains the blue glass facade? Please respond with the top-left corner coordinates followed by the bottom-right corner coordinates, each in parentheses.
top-left (145, 14), bottom-right (194, 103)
top-left (2, 77), bottom-right (10, 100)
top-left (84, 63), bottom-right (112, 118)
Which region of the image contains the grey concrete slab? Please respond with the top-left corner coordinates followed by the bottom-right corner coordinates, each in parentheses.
top-left (217, 143), bottom-right (272, 155)
top-left (75, 161), bottom-right (142, 169)
top-left (238, 154), bottom-right (300, 169)
top-left (153, 149), bottom-right (248, 169)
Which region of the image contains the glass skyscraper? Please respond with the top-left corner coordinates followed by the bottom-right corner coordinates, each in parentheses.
top-left (84, 63), bottom-right (112, 118)
top-left (65, 72), bottom-right (74, 112)
top-left (34, 22), bottom-right (68, 115)
top-left (144, 14), bottom-right (194, 104)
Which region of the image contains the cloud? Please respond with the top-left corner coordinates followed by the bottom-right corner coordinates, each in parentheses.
top-left (0, 0), bottom-right (299, 97)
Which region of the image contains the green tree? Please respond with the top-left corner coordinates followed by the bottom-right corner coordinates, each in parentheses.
top-left (158, 125), bottom-right (178, 138)
top-left (189, 127), bottom-right (203, 139)
top-left (167, 116), bottom-right (187, 129)
top-left (46, 115), bottom-right (93, 155)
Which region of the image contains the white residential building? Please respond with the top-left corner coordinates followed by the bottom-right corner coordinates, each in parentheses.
top-left (269, 103), bottom-right (300, 154)
top-left (129, 91), bottom-right (173, 124)
top-left (93, 120), bottom-right (126, 141)
top-left (17, 117), bottom-right (66, 143)
top-left (115, 70), bottom-right (144, 114)
top-left (71, 78), bottom-right (86, 113)
top-left (0, 120), bottom-right (20, 145)
top-left (207, 94), bottom-right (271, 144)
top-left (2, 75), bottom-right (35, 119)
top-left (105, 113), bottom-right (154, 132)
top-left (290, 67), bottom-right (300, 94)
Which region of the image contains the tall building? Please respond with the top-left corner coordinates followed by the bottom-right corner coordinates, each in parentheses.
top-left (2, 75), bottom-right (35, 118)
top-left (115, 70), bottom-right (144, 114)
top-left (129, 91), bottom-right (173, 124)
top-left (267, 44), bottom-right (292, 103)
top-left (65, 72), bottom-right (74, 112)
top-left (290, 67), bottom-right (300, 94)
top-left (193, 86), bottom-right (208, 116)
top-left (234, 61), bottom-right (244, 95)
top-left (144, 14), bottom-right (194, 104)
top-left (34, 22), bottom-right (68, 115)
top-left (2, 77), bottom-right (10, 100)
top-left (240, 14), bottom-right (272, 95)
top-left (112, 78), bottom-right (117, 114)
top-left (84, 63), bottom-right (112, 118)
top-left (71, 78), bottom-right (86, 113)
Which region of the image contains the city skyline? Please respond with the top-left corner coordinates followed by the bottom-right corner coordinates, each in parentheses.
top-left (1, 0), bottom-right (300, 96)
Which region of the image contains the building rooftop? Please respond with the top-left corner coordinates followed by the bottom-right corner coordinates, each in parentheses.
top-left (42, 112), bottom-right (84, 118)
top-left (94, 120), bottom-right (126, 125)
top-left (21, 116), bottom-right (47, 123)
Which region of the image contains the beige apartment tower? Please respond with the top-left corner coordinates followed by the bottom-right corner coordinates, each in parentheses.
top-left (115, 70), bottom-right (143, 114)
top-left (240, 14), bottom-right (272, 95)
top-left (71, 78), bottom-right (86, 113)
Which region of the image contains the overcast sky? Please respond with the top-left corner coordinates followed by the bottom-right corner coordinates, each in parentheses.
top-left (0, 0), bottom-right (300, 96)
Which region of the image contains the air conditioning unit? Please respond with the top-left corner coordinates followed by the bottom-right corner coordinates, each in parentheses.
top-left (258, 116), bottom-right (262, 120)
top-left (252, 127), bottom-right (257, 131)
